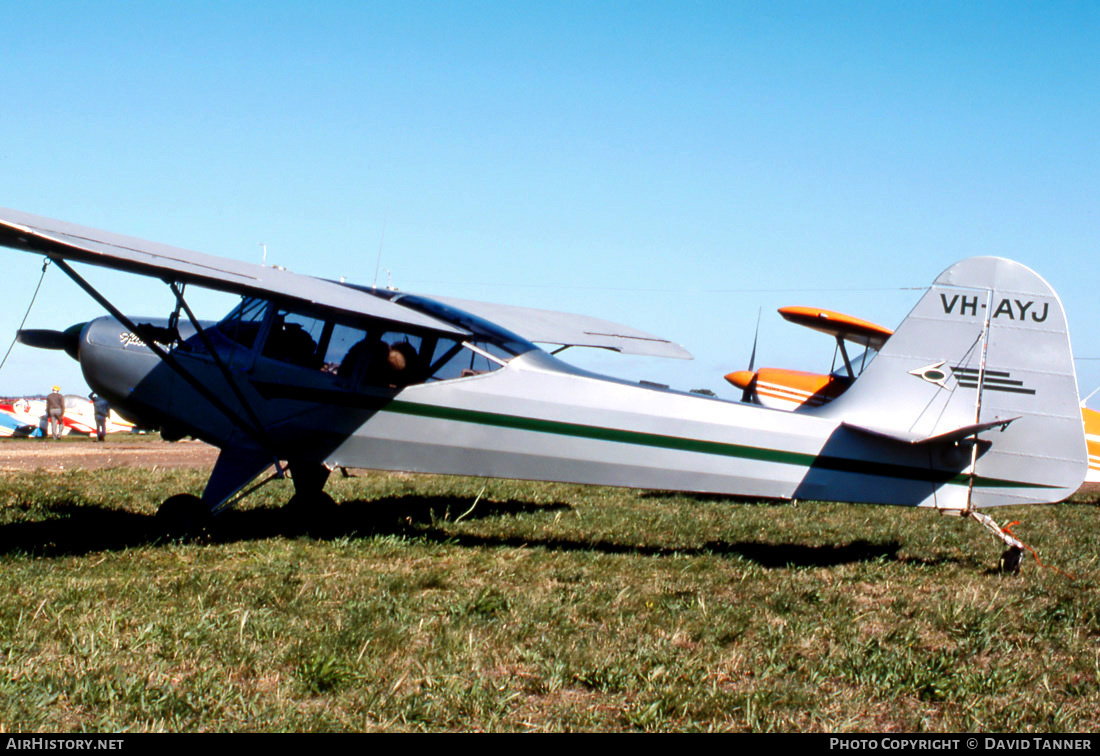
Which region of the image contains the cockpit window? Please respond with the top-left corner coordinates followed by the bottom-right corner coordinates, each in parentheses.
top-left (218, 297), bottom-right (267, 348)
top-left (340, 331), bottom-right (429, 388)
top-left (263, 310), bottom-right (327, 369)
top-left (224, 293), bottom-right (522, 392)
top-left (239, 299), bottom-right (510, 390)
top-left (395, 294), bottom-right (532, 356)
top-left (348, 287), bottom-right (535, 358)
top-left (427, 338), bottom-right (505, 381)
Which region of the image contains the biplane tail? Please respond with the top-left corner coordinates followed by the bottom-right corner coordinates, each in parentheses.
top-left (818, 257), bottom-right (1086, 509)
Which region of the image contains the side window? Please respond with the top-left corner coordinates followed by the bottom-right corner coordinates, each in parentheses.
top-left (322, 323), bottom-right (369, 375)
top-left (219, 298), bottom-right (268, 349)
top-left (359, 331), bottom-right (427, 388)
top-left (325, 327), bottom-right (430, 389)
top-left (250, 305), bottom-right (512, 389)
top-left (427, 340), bottom-right (506, 381)
top-left (263, 309), bottom-right (326, 369)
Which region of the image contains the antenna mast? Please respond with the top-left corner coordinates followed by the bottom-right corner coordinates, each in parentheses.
top-left (372, 214), bottom-right (387, 289)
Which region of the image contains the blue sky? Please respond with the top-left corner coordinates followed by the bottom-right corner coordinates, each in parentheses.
top-left (1, 1), bottom-right (1097, 401)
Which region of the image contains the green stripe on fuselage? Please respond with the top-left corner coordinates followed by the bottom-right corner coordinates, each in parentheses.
top-left (383, 399), bottom-right (1049, 490)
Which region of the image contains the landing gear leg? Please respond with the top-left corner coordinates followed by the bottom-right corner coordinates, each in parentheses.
top-left (284, 461), bottom-right (337, 529)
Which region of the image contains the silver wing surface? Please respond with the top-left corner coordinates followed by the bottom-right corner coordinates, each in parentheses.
top-left (0, 207), bottom-right (466, 336)
top-left (429, 296), bottom-right (692, 359)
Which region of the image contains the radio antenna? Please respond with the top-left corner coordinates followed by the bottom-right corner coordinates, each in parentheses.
top-left (372, 213), bottom-right (388, 290)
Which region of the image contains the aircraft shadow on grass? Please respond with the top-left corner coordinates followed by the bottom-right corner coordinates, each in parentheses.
top-left (0, 495), bottom-right (925, 568)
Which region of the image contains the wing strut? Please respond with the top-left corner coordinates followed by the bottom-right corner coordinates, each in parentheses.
top-left (51, 258), bottom-right (276, 455)
top-left (167, 281), bottom-right (274, 451)
top-left (835, 336), bottom-right (854, 379)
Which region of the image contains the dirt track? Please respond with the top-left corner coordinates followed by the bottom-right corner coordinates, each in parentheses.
top-left (0, 436), bottom-right (1096, 498)
top-left (0, 438), bottom-right (219, 472)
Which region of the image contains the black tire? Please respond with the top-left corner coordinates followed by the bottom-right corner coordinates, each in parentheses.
top-left (157, 493), bottom-right (211, 540)
top-left (285, 490), bottom-right (338, 517)
top-left (283, 490), bottom-right (338, 534)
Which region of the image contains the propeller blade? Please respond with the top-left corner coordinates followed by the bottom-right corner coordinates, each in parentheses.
top-left (747, 307), bottom-right (761, 372)
top-left (737, 307), bottom-right (763, 403)
top-left (16, 329), bottom-right (69, 350)
top-left (16, 322), bottom-right (85, 360)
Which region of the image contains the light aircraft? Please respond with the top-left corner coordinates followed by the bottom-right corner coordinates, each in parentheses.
top-left (0, 395), bottom-right (136, 437)
top-left (726, 307), bottom-right (1100, 486)
top-left (0, 403), bottom-right (39, 437)
top-left (0, 207), bottom-right (1087, 569)
top-left (725, 306), bottom-right (893, 410)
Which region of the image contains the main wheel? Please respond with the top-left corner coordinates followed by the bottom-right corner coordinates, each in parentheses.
top-left (283, 490), bottom-right (339, 535)
top-left (157, 493), bottom-right (211, 540)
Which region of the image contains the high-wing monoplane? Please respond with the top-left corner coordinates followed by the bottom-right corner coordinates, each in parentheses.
top-left (0, 207), bottom-right (1087, 568)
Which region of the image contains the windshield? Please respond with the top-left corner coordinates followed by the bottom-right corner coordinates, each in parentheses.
top-left (347, 287), bottom-right (537, 358)
top-left (216, 294), bottom-right (531, 389)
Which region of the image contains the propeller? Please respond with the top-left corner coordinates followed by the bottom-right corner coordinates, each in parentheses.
top-left (16, 322), bottom-right (85, 361)
top-left (747, 306), bottom-right (761, 373)
top-left (724, 307), bottom-right (762, 403)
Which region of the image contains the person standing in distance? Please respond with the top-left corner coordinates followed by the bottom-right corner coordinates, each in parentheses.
top-left (90, 392), bottom-right (110, 442)
top-left (45, 385), bottom-right (65, 440)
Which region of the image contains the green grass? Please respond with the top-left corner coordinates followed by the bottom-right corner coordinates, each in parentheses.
top-left (0, 466), bottom-right (1098, 731)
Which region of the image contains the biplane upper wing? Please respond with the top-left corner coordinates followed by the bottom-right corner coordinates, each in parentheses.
top-left (778, 306), bottom-right (893, 351)
top-left (0, 207), bottom-right (467, 336)
top-left (429, 295), bottom-right (693, 359)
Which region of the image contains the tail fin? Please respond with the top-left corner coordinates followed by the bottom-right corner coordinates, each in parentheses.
top-left (819, 257), bottom-right (1086, 509)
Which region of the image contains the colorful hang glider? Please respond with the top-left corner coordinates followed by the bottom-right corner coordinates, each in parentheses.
top-left (0, 207), bottom-right (1087, 568)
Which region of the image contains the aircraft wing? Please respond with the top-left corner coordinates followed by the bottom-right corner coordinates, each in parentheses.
top-left (429, 295), bottom-right (693, 359)
top-left (0, 207), bottom-right (467, 336)
top-left (778, 306), bottom-right (893, 351)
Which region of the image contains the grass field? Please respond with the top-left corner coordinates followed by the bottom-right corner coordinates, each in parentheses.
top-left (0, 465), bottom-right (1097, 732)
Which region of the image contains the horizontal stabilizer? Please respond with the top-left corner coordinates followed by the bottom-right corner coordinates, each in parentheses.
top-left (842, 417), bottom-right (1019, 446)
top-left (429, 296), bottom-right (692, 359)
